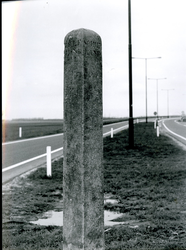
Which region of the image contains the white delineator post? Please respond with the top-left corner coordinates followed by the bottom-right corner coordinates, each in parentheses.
top-left (154, 120), bottom-right (156, 129)
top-left (157, 126), bottom-right (159, 137)
top-left (19, 127), bottom-right (22, 137)
top-left (111, 128), bottom-right (113, 138)
top-left (46, 146), bottom-right (52, 177)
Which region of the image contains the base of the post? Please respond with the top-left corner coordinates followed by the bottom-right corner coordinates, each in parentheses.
top-left (129, 117), bottom-right (134, 148)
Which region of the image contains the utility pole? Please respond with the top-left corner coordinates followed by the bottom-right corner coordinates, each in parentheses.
top-left (148, 78), bottom-right (166, 118)
top-left (162, 88), bottom-right (174, 118)
top-left (128, 0), bottom-right (134, 148)
top-left (133, 57), bottom-right (161, 123)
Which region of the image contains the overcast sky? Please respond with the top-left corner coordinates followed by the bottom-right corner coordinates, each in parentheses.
top-left (2, 0), bottom-right (186, 120)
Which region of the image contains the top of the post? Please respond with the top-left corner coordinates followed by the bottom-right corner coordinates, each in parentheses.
top-left (64, 28), bottom-right (102, 46)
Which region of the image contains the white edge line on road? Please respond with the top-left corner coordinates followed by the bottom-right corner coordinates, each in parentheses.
top-left (2, 122), bottom-right (129, 145)
top-left (162, 121), bottom-right (186, 141)
top-left (174, 119), bottom-right (186, 127)
top-left (2, 125), bottom-right (128, 173)
top-left (103, 125), bottom-right (128, 136)
top-left (103, 121), bottom-right (128, 127)
top-left (2, 147), bottom-right (63, 173)
top-left (2, 133), bottom-right (64, 146)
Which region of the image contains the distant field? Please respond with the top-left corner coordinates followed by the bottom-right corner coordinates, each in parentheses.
top-left (2, 120), bottom-right (64, 143)
top-left (2, 118), bottom-right (128, 143)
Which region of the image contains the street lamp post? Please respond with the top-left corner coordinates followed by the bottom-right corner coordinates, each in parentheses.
top-left (148, 78), bottom-right (166, 119)
top-left (128, 0), bottom-right (134, 148)
top-left (162, 89), bottom-right (174, 118)
top-left (132, 57), bottom-right (161, 123)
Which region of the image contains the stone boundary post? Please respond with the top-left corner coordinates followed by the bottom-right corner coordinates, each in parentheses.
top-left (63, 28), bottom-right (104, 249)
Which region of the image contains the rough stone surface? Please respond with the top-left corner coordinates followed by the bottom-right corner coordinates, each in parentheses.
top-left (63, 28), bottom-right (104, 249)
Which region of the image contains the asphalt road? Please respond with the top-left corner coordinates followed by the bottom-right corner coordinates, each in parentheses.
top-left (162, 118), bottom-right (186, 145)
top-left (3, 118), bottom-right (185, 184)
top-left (2, 121), bottom-right (129, 183)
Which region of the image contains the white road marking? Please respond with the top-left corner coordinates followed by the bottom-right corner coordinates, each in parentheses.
top-left (103, 121), bottom-right (128, 127)
top-left (174, 119), bottom-right (186, 127)
top-left (2, 133), bottom-right (64, 146)
top-left (162, 121), bottom-right (186, 141)
top-left (103, 125), bottom-right (128, 136)
top-left (2, 147), bottom-right (63, 172)
top-left (2, 124), bottom-right (127, 173)
top-left (2, 122), bottom-right (128, 145)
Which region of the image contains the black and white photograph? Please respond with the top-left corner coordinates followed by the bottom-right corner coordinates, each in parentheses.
top-left (2, 0), bottom-right (186, 249)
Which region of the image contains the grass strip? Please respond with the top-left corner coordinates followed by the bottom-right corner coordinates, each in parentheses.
top-left (2, 122), bottom-right (186, 249)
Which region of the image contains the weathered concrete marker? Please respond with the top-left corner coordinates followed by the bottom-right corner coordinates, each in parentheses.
top-left (63, 29), bottom-right (104, 249)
